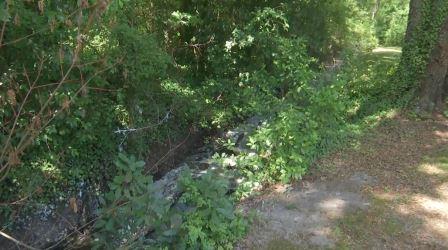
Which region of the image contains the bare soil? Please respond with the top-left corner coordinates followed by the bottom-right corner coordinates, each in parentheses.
top-left (237, 114), bottom-right (448, 249)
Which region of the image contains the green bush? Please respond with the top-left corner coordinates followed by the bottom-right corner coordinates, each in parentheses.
top-left (239, 84), bottom-right (346, 184)
top-left (94, 154), bottom-right (246, 249)
top-left (172, 170), bottom-right (247, 249)
top-left (94, 154), bottom-right (170, 249)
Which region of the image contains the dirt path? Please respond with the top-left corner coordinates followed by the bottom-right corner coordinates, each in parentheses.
top-left (237, 114), bottom-right (448, 249)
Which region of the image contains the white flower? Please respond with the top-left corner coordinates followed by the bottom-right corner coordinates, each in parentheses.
top-left (225, 40), bottom-right (235, 52)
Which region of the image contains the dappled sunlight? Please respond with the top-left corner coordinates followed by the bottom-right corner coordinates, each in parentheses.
top-left (240, 115), bottom-right (448, 249)
top-left (435, 130), bottom-right (448, 143)
top-left (439, 183), bottom-right (448, 198)
top-left (396, 202), bottom-right (412, 216)
top-left (239, 175), bottom-right (372, 249)
top-left (405, 189), bottom-right (448, 243)
top-left (319, 198), bottom-right (348, 218)
top-left (419, 163), bottom-right (448, 176)
top-left (310, 115), bottom-right (448, 248)
top-left (435, 130), bottom-right (448, 138)
top-left (413, 194), bottom-right (448, 217)
top-left (1, 0), bottom-right (445, 248)
top-left (422, 217), bottom-right (448, 242)
top-left (371, 149), bottom-right (448, 247)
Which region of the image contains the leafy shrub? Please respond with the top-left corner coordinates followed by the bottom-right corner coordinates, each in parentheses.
top-left (0, 0), bottom-right (386, 210)
top-left (105, 24), bottom-right (174, 156)
top-left (171, 170), bottom-right (247, 249)
top-left (202, 7), bottom-right (317, 128)
top-left (211, 82), bottom-right (347, 201)
top-left (94, 154), bottom-right (246, 249)
top-left (248, 85), bottom-right (346, 183)
top-left (94, 154), bottom-right (170, 249)
top-left (344, 1), bottom-right (379, 52)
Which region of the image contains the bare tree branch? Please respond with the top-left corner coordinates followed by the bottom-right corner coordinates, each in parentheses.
top-left (0, 230), bottom-right (39, 250)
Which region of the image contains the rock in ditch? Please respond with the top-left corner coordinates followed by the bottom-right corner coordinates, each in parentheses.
top-left (153, 116), bottom-right (265, 203)
top-left (222, 115), bottom-right (265, 153)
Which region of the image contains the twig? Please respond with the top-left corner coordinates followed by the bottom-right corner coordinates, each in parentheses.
top-left (0, 2), bottom-right (112, 181)
top-left (0, 60), bottom-right (44, 174)
top-left (0, 21), bottom-right (6, 47)
top-left (87, 87), bottom-right (118, 92)
top-left (114, 110), bottom-right (172, 135)
top-left (146, 129), bottom-right (191, 173)
top-left (16, 62), bottom-right (118, 155)
top-left (31, 80), bottom-right (77, 90)
top-left (1, 30), bottom-right (43, 48)
top-left (0, 231), bottom-right (39, 250)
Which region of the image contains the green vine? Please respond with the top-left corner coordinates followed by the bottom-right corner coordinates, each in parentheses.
top-left (397, 0), bottom-right (448, 99)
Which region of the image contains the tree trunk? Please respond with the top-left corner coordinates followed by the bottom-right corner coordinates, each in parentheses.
top-left (443, 72), bottom-right (448, 100)
top-left (404, 0), bottom-right (423, 43)
top-left (417, 15), bottom-right (448, 112)
top-left (372, 0), bottom-right (381, 20)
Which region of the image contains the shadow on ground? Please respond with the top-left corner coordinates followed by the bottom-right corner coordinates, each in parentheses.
top-left (237, 114), bottom-right (448, 249)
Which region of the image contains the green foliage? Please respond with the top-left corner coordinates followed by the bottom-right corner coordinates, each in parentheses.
top-left (105, 23), bottom-right (174, 156)
top-left (374, 0), bottom-right (409, 46)
top-left (285, 0), bottom-right (378, 59)
top-left (214, 44), bottom-right (405, 199)
top-left (201, 7), bottom-right (317, 127)
top-left (172, 170), bottom-right (247, 249)
top-left (94, 155), bottom-right (246, 249)
top-left (225, 84), bottom-right (346, 187)
top-left (344, 6), bottom-right (379, 53)
top-left (94, 153), bottom-right (170, 249)
top-left (0, 0), bottom-right (413, 248)
top-left (340, 48), bottom-right (404, 116)
top-left (0, 0), bottom-right (120, 214)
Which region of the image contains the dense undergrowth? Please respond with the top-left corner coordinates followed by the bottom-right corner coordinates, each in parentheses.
top-left (0, 0), bottom-right (412, 248)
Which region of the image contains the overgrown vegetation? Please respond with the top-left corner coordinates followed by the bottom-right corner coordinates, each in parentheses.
top-left (94, 154), bottom-right (246, 248)
top-left (374, 0), bottom-right (409, 46)
top-left (1, 0), bottom-right (434, 248)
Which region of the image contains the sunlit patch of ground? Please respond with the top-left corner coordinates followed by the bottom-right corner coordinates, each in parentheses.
top-left (404, 153), bottom-right (448, 244)
top-left (372, 47), bottom-right (402, 54)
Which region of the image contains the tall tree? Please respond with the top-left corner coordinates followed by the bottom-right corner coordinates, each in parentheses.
top-left (401, 0), bottom-right (448, 112)
top-left (418, 15), bottom-right (448, 111)
top-left (404, 0), bottom-right (423, 42)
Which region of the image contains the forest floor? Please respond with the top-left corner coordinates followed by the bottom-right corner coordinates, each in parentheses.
top-left (237, 113), bottom-right (448, 249)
